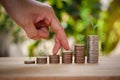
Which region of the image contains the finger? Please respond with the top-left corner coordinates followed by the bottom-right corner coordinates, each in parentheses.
top-left (22, 21), bottom-right (40, 40)
top-left (35, 19), bottom-right (48, 29)
top-left (50, 15), bottom-right (70, 50)
top-left (35, 19), bottom-right (50, 39)
top-left (53, 35), bottom-right (61, 55)
top-left (38, 26), bottom-right (49, 39)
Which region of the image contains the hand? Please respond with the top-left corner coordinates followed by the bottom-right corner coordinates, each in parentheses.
top-left (0, 0), bottom-right (70, 54)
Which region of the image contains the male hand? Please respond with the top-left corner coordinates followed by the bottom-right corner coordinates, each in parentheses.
top-left (0, 0), bottom-right (70, 54)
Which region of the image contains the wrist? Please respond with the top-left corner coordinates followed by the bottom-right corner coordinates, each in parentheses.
top-left (0, 0), bottom-right (16, 10)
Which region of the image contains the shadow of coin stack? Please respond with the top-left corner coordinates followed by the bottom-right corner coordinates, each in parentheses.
top-left (49, 55), bottom-right (60, 64)
top-left (36, 56), bottom-right (47, 64)
top-left (87, 35), bottom-right (99, 63)
top-left (62, 51), bottom-right (73, 64)
top-left (74, 44), bottom-right (85, 63)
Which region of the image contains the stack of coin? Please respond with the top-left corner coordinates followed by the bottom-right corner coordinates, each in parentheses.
top-left (36, 56), bottom-right (47, 64)
top-left (49, 55), bottom-right (60, 64)
top-left (87, 35), bottom-right (99, 63)
top-left (62, 51), bottom-right (73, 64)
top-left (24, 60), bottom-right (35, 64)
top-left (74, 44), bottom-right (85, 63)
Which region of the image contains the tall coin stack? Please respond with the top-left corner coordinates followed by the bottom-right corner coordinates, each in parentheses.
top-left (36, 56), bottom-right (47, 64)
top-left (49, 55), bottom-right (60, 64)
top-left (74, 44), bottom-right (85, 63)
top-left (87, 35), bottom-right (99, 63)
top-left (62, 51), bottom-right (73, 64)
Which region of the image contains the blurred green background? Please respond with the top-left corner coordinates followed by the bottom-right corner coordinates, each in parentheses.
top-left (0, 0), bottom-right (120, 57)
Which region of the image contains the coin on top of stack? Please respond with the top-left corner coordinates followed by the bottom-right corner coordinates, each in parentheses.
top-left (49, 55), bottom-right (60, 64)
top-left (62, 51), bottom-right (73, 64)
top-left (36, 56), bottom-right (47, 64)
top-left (74, 44), bottom-right (85, 63)
top-left (87, 35), bottom-right (99, 63)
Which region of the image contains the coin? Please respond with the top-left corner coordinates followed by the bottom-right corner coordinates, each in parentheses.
top-left (49, 55), bottom-right (60, 64)
top-left (24, 60), bottom-right (35, 64)
top-left (36, 56), bottom-right (47, 64)
top-left (74, 44), bottom-right (85, 63)
top-left (87, 35), bottom-right (99, 64)
top-left (62, 51), bottom-right (73, 64)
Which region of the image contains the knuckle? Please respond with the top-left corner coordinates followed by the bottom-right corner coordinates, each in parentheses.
top-left (49, 7), bottom-right (54, 14)
top-left (45, 4), bottom-right (54, 14)
top-left (42, 32), bottom-right (49, 39)
top-left (45, 33), bottom-right (49, 39)
top-left (56, 29), bottom-right (62, 35)
top-left (44, 3), bottom-right (52, 8)
top-left (27, 33), bottom-right (38, 40)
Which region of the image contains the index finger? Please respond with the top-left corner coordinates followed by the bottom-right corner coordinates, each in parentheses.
top-left (50, 15), bottom-right (70, 50)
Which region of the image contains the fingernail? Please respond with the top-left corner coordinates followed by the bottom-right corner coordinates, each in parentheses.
top-left (62, 41), bottom-right (70, 50)
top-left (66, 42), bottom-right (70, 50)
top-left (53, 50), bottom-right (56, 55)
top-left (66, 45), bottom-right (70, 50)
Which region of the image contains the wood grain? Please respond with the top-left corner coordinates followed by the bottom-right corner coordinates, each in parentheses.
top-left (0, 56), bottom-right (120, 80)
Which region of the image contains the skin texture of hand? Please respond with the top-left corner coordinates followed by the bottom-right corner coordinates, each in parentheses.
top-left (0, 0), bottom-right (70, 55)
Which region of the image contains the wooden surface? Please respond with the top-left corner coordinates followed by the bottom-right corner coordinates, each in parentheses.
top-left (0, 56), bottom-right (120, 80)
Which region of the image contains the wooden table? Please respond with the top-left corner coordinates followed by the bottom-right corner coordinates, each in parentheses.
top-left (0, 56), bottom-right (120, 80)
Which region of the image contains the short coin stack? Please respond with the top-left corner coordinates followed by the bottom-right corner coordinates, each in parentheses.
top-left (74, 44), bottom-right (85, 63)
top-left (24, 60), bottom-right (35, 64)
top-left (49, 55), bottom-right (60, 64)
top-left (36, 56), bottom-right (47, 64)
top-left (62, 51), bottom-right (73, 64)
top-left (87, 35), bottom-right (99, 63)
